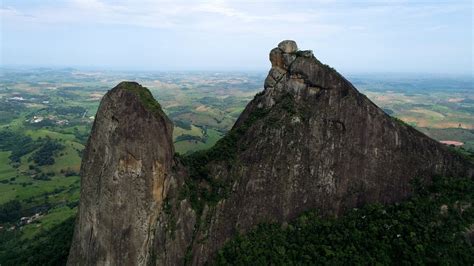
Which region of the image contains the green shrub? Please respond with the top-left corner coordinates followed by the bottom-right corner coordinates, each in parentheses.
top-left (31, 138), bottom-right (64, 166)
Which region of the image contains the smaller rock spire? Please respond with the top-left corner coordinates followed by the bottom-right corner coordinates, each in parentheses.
top-left (267, 40), bottom-right (306, 90)
top-left (278, 40), bottom-right (298, 53)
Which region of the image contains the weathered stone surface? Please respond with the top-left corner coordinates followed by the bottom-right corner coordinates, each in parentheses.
top-left (278, 40), bottom-right (298, 53)
top-left (269, 47), bottom-right (285, 69)
top-left (283, 53), bottom-right (297, 66)
top-left (264, 66), bottom-right (286, 89)
top-left (179, 41), bottom-right (473, 264)
top-left (67, 82), bottom-right (174, 266)
top-left (298, 50), bottom-right (314, 58)
top-left (68, 41), bottom-right (474, 266)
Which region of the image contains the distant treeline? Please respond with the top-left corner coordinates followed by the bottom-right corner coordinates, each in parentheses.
top-left (175, 134), bottom-right (204, 143)
top-left (31, 139), bottom-right (64, 166)
top-left (0, 131), bottom-right (64, 166)
top-left (0, 131), bottom-right (41, 163)
top-left (174, 119), bottom-right (192, 130)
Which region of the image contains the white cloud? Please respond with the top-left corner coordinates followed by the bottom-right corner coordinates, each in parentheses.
top-left (2, 0), bottom-right (469, 29)
top-left (73, 0), bottom-right (109, 10)
top-left (1, 0), bottom-right (467, 45)
top-left (0, 0), bottom-right (334, 36)
top-left (1, 0), bottom-right (471, 73)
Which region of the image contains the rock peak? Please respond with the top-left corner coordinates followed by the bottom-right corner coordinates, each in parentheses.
top-left (112, 81), bottom-right (152, 97)
top-left (116, 80), bottom-right (140, 87)
top-left (68, 81), bottom-right (174, 265)
top-left (278, 40), bottom-right (298, 53)
top-left (266, 40), bottom-right (321, 95)
top-left (110, 81), bottom-right (166, 119)
top-left (269, 40), bottom-right (314, 70)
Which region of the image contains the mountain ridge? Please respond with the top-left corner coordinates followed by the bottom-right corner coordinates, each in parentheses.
top-left (68, 40), bottom-right (473, 265)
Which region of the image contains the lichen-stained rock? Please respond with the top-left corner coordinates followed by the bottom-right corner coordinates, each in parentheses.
top-left (264, 67), bottom-right (286, 89)
top-left (269, 47), bottom-right (285, 69)
top-left (278, 39), bottom-right (298, 53)
top-left (68, 41), bottom-right (473, 266)
top-left (67, 82), bottom-right (174, 266)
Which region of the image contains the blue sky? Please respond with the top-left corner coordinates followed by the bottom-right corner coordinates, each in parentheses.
top-left (1, 0), bottom-right (472, 74)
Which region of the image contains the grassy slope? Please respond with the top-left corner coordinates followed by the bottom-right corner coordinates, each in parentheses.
top-left (175, 128), bottom-right (223, 154)
top-left (419, 127), bottom-right (474, 151)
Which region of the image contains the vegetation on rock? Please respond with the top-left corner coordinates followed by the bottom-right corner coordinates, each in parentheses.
top-left (215, 176), bottom-right (474, 265)
top-left (179, 103), bottom-right (269, 215)
top-left (119, 82), bottom-right (166, 118)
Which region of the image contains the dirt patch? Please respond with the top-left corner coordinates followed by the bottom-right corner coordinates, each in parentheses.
top-left (448, 98), bottom-right (464, 103)
top-left (440, 140), bottom-right (464, 146)
top-left (196, 105), bottom-right (210, 112)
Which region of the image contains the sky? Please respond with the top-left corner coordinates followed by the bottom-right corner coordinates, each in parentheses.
top-left (0, 0), bottom-right (472, 74)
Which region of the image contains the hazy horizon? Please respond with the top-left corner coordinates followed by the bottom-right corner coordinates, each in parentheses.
top-left (2, 65), bottom-right (473, 78)
top-left (1, 0), bottom-right (473, 75)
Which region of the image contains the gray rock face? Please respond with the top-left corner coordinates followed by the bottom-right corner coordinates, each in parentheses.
top-left (67, 82), bottom-right (174, 265)
top-left (68, 41), bottom-right (473, 265)
top-left (278, 40), bottom-right (298, 53)
top-left (181, 41), bottom-right (473, 264)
